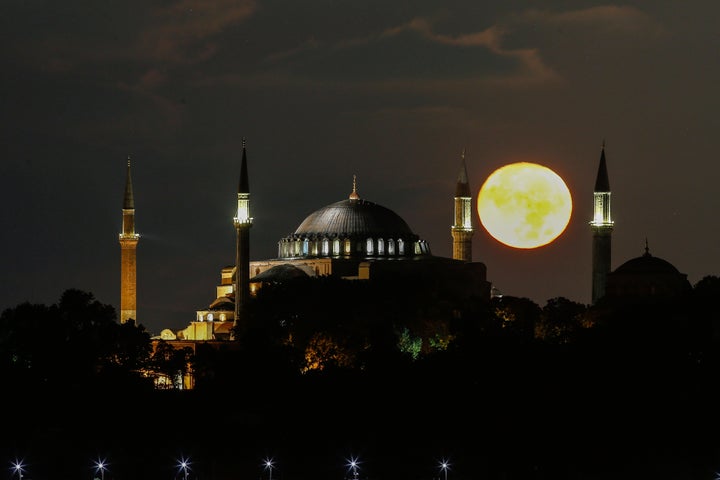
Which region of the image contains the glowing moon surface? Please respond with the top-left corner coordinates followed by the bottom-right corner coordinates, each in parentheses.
top-left (477, 162), bottom-right (572, 249)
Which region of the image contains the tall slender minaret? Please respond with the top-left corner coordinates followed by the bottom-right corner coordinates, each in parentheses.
top-left (233, 139), bottom-right (253, 333)
top-left (590, 142), bottom-right (613, 304)
top-left (451, 148), bottom-right (474, 262)
top-left (119, 156), bottom-right (140, 323)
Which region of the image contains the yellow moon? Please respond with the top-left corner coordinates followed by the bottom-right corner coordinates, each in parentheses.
top-left (477, 162), bottom-right (572, 249)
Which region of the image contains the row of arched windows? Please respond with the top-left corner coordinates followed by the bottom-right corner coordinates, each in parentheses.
top-left (278, 236), bottom-right (430, 258)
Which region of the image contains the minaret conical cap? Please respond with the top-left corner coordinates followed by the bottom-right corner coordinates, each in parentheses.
top-left (239, 138), bottom-right (249, 193)
top-left (594, 143), bottom-right (610, 192)
top-left (124, 156), bottom-right (135, 209)
top-left (455, 148), bottom-right (471, 197)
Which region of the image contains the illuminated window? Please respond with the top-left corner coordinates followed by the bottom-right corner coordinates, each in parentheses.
top-left (366, 238), bottom-right (374, 255)
top-left (302, 239), bottom-right (309, 255)
top-left (344, 239), bottom-right (352, 254)
top-left (322, 238), bottom-right (329, 255)
top-left (207, 313), bottom-right (214, 322)
top-left (398, 239), bottom-right (405, 255)
top-left (388, 239), bottom-right (395, 255)
top-left (378, 238), bottom-right (385, 255)
top-left (463, 200), bottom-right (472, 228)
top-left (219, 313), bottom-right (226, 321)
top-left (333, 238), bottom-right (340, 255)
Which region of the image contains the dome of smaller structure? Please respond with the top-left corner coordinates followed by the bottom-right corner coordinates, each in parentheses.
top-left (613, 252), bottom-right (681, 275)
top-left (251, 264), bottom-right (311, 283)
top-left (208, 294), bottom-right (234, 310)
top-left (605, 242), bottom-right (691, 299)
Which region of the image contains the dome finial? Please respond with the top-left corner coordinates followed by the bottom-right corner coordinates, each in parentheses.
top-left (349, 174), bottom-right (360, 200)
top-left (644, 237), bottom-right (651, 256)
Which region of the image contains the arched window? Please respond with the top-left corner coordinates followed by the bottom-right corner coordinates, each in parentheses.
top-left (344, 239), bottom-right (352, 254)
top-left (322, 238), bottom-right (329, 255)
top-left (398, 238), bottom-right (405, 255)
top-left (377, 238), bottom-right (385, 255)
top-left (302, 238), bottom-right (309, 255)
top-left (219, 313), bottom-right (226, 321)
top-left (333, 238), bottom-right (340, 255)
top-left (207, 313), bottom-right (214, 322)
top-left (388, 239), bottom-right (396, 255)
top-left (366, 238), bottom-right (374, 255)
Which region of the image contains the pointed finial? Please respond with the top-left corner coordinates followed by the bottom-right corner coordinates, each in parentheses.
top-left (123, 155), bottom-right (135, 209)
top-left (242, 137), bottom-right (246, 149)
top-left (644, 238), bottom-right (650, 256)
top-left (349, 174), bottom-right (360, 200)
top-left (461, 148), bottom-right (466, 161)
top-left (602, 139), bottom-right (606, 150)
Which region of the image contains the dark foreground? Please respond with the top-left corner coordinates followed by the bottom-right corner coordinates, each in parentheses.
top-left (3, 354), bottom-right (719, 480)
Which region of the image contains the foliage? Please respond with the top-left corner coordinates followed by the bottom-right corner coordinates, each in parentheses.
top-left (150, 340), bottom-right (193, 389)
top-left (535, 296), bottom-right (588, 344)
top-left (0, 288), bottom-right (152, 390)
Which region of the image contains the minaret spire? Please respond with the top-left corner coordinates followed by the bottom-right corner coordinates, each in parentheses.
top-left (451, 148), bottom-right (474, 262)
top-left (590, 142), bottom-right (614, 304)
top-left (119, 156), bottom-right (140, 324)
top-left (123, 156), bottom-right (134, 209)
top-left (233, 139), bottom-right (253, 337)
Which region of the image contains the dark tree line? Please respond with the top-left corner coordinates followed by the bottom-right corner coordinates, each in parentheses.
top-left (3, 278), bottom-right (720, 395)
top-left (3, 278), bottom-right (720, 479)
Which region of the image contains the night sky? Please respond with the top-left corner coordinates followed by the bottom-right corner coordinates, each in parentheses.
top-left (3, 1), bottom-right (719, 335)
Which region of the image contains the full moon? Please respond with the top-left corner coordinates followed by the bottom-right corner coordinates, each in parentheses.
top-left (477, 162), bottom-right (572, 249)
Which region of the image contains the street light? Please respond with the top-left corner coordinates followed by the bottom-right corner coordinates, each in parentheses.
top-left (11, 460), bottom-right (24, 480)
top-left (439, 459), bottom-right (450, 480)
top-left (177, 457), bottom-right (191, 480)
top-left (263, 457), bottom-right (274, 480)
top-left (346, 456), bottom-right (360, 480)
top-left (93, 458), bottom-right (108, 480)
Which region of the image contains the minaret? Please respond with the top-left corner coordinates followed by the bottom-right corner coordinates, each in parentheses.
top-left (233, 139), bottom-right (253, 334)
top-left (119, 156), bottom-right (140, 323)
top-left (451, 148), bottom-right (474, 262)
top-left (590, 142), bottom-right (613, 304)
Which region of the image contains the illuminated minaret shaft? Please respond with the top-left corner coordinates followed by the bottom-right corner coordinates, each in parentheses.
top-left (590, 142), bottom-right (613, 304)
top-left (233, 139), bottom-right (253, 333)
top-left (451, 148), bottom-right (474, 262)
top-left (119, 157), bottom-right (140, 323)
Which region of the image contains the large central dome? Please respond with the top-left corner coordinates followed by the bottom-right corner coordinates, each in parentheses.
top-left (294, 198), bottom-right (414, 237)
top-left (277, 181), bottom-right (430, 259)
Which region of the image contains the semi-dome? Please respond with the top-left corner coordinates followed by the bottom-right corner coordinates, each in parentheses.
top-left (277, 179), bottom-right (430, 259)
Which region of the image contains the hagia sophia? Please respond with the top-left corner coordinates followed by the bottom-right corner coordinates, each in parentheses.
top-left (119, 142), bottom-right (692, 347)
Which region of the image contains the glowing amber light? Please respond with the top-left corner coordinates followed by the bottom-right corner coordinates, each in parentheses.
top-left (477, 162), bottom-right (572, 249)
